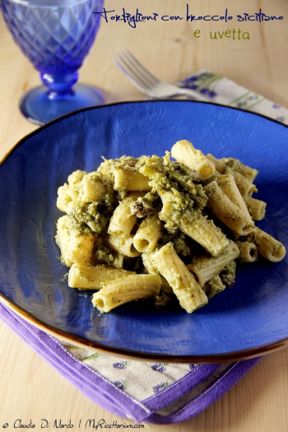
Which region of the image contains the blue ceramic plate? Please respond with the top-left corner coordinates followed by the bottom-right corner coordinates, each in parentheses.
top-left (0, 101), bottom-right (287, 362)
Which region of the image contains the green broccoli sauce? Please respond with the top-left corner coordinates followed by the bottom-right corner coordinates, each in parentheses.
top-left (72, 181), bottom-right (116, 235)
top-left (160, 229), bottom-right (191, 258)
top-left (220, 261), bottom-right (237, 287)
top-left (94, 245), bottom-right (119, 267)
top-left (138, 154), bottom-right (208, 233)
top-left (130, 191), bottom-right (160, 218)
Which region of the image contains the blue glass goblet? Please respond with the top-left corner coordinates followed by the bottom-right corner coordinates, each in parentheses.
top-left (2, 0), bottom-right (104, 124)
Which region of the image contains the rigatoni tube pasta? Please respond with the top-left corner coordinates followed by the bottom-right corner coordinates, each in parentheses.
top-left (108, 196), bottom-right (137, 237)
top-left (157, 189), bottom-right (229, 257)
top-left (171, 140), bottom-right (216, 180)
top-left (204, 180), bottom-right (254, 236)
top-left (92, 274), bottom-right (162, 313)
top-left (152, 243), bottom-right (208, 313)
top-left (225, 158), bottom-right (258, 182)
top-left (226, 168), bottom-right (257, 198)
top-left (252, 227), bottom-right (286, 262)
top-left (68, 264), bottom-right (135, 290)
top-left (113, 166), bottom-right (150, 192)
top-left (180, 211), bottom-right (229, 257)
top-left (205, 275), bottom-right (226, 298)
top-left (216, 174), bottom-right (252, 221)
top-left (55, 215), bottom-right (94, 267)
top-left (55, 138), bottom-right (286, 314)
top-left (133, 215), bottom-right (161, 253)
top-left (245, 197), bottom-right (267, 221)
top-left (188, 241), bottom-right (239, 286)
top-left (108, 235), bottom-right (140, 258)
top-left (236, 241), bottom-right (258, 263)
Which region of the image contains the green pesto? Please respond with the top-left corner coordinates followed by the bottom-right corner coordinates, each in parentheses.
top-left (98, 154), bottom-right (207, 224)
top-left (140, 154), bottom-right (207, 204)
top-left (159, 188), bottom-right (192, 232)
top-left (65, 214), bottom-right (92, 235)
top-left (94, 245), bottom-right (121, 268)
top-left (130, 191), bottom-right (160, 218)
top-left (220, 261), bottom-right (237, 287)
top-left (72, 182), bottom-right (116, 235)
top-left (97, 155), bottom-right (139, 182)
top-left (160, 230), bottom-right (191, 258)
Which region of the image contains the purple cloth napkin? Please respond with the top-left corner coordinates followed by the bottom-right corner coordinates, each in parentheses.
top-left (0, 303), bottom-right (259, 423)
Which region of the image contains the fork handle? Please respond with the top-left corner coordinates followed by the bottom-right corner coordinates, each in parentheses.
top-left (176, 87), bottom-right (209, 102)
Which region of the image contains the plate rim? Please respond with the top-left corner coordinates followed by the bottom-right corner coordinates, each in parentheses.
top-left (1, 293), bottom-right (288, 363)
top-left (1, 99), bottom-right (288, 363)
top-left (1, 99), bottom-right (287, 164)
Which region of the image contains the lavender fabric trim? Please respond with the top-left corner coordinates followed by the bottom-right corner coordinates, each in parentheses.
top-left (0, 303), bottom-right (258, 423)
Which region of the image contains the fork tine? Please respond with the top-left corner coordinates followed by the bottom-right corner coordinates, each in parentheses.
top-left (116, 53), bottom-right (153, 92)
top-left (122, 51), bottom-right (159, 87)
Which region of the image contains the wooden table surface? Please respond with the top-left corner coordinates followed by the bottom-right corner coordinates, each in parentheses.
top-left (0, 0), bottom-right (287, 430)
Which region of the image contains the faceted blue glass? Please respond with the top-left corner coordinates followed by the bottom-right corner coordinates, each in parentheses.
top-left (2, 0), bottom-right (105, 124)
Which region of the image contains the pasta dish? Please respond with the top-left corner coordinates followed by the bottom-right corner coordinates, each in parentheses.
top-left (55, 140), bottom-right (286, 313)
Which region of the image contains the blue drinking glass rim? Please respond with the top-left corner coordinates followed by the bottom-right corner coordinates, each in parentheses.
top-left (1, 99), bottom-right (287, 363)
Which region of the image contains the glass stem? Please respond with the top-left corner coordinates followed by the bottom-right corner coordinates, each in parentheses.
top-left (40, 71), bottom-right (79, 99)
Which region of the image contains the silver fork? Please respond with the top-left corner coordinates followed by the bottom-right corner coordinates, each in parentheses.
top-left (115, 51), bottom-right (207, 101)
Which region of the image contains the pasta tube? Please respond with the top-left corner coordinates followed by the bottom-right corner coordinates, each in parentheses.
top-left (79, 173), bottom-right (106, 204)
top-left (206, 154), bottom-right (226, 174)
top-left (133, 215), bottom-right (161, 253)
top-left (68, 264), bottom-right (134, 290)
top-left (108, 197), bottom-right (137, 237)
top-left (205, 275), bottom-right (226, 298)
top-left (96, 159), bottom-right (114, 182)
top-left (92, 274), bottom-right (162, 312)
top-left (68, 170), bottom-right (86, 185)
top-left (252, 227), bottom-right (286, 262)
top-left (204, 181), bottom-right (254, 236)
top-left (113, 167), bottom-right (150, 191)
top-left (55, 215), bottom-right (95, 267)
top-left (245, 197), bottom-right (267, 221)
top-left (171, 140), bottom-right (215, 180)
top-left (57, 171), bottom-right (106, 212)
top-left (152, 243), bottom-right (208, 313)
top-left (56, 183), bottom-right (74, 213)
top-left (236, 241), bottom-right (258, 263)
top-left (142, 252), bottom-right (173, 294)
top-left (188, 241), bottom-right (239, 285)
top-left (225, 158), bottom-right (258, 182)
top-left (142, 252), bottom-right (159, 274)
top-left (227, 169), bottom-right (257, 198)
top-left (158, 189), bottom-right (183, 230)
top-left (108, 235), bottom-right (140, 258)
top-left (220, 261), bottom-right (237, 287)
top-left (180, 211), bottom-right (229, 257)
top-left (217, 174), bottom-right (252, 221)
